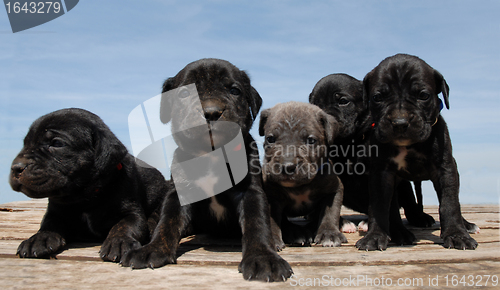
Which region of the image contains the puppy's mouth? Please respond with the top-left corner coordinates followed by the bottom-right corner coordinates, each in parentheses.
top-left (10, 177), bottom-right (59, 198)
top-left (9, 165), bottom-right (67, 198)
top-left (263, 162), bottom-right (317, 187)
top-left (207, 121), bottom-right (241, 149)
top-left (393, 139), bottom-right (414, 147)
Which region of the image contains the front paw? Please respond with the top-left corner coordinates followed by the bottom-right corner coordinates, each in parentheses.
top-left (120, 243), bottom-right (176, 269)
top-left (355, 232), bottom-right (390, 251)
top-left (100, 236), bottom-right (141, 263)
top-left (17, 231), bottom-right (66, 258)
top-left (239, 252), bottom-right (293, 282)
top-left (272, 235), bottom-right (286, 252)
top-left (406, 212), bottom-right (436, 228)
top-left (390, 225), bottom-right (416, 246)
top-left (314, 229), bottom-right (347, 247)
top-left (442, 228), bottom-right (478, 250)
top-left (463, 218), bottom-right (480, 234)
top-left (281, 224), bottom-right (314, 246)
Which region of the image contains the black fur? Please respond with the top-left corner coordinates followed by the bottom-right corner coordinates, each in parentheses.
top-left (309, 73), bottom-right (436, 236)
top-left (121, 59), bottom-right (293, 282)
top-left (356, 54), bottom-right (478, 251)
top-left (9, 108), bottom-right (169, 261)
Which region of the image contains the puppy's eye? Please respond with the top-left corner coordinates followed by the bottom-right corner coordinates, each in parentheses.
top-left (266, 136), bottom-right (276, 144)
top-left (418, 92), bottom-right (431, 100)
top-left (229, 87), bottom-right (241, 95)
top-left (372, 93), bottom-right (384, 103)
top-left (50, 139), bottom-right (65, 148)
top-left (178, 89), bottom-right (190, 99)
top-left (338, 97), bottom-right (350, 106)
top-left (306, 136), bottom-right (317, 145)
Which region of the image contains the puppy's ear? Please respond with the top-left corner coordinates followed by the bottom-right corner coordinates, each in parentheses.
top-left (434, 70), bottom-right (450, 109)
top-left (258, 108), bottom-right (270, 136)
top-left (160, 77), bottom-right (175, 124)
top-left (249, 87), bottom-right (263, 120)
top-left (93, 125), bottom-right (128, 177)
top-left (318, 111), bottom-right (338, 145)
top-left (362, 71), bottom-right (372, 110)
top-left (240, 70), bottom-right (262, 120)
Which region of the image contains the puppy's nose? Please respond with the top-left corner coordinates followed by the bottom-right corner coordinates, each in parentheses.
top-left (203, 100), bottom-right (225, 122)
top-left (391, 118), bottom-right (410, 133)
top-left (282, 162), bottom-right (296, 175)
top-left (11, 162), bottom-right (27, 179)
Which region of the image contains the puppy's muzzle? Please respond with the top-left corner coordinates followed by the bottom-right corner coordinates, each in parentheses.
top-left (281, 161), bottom-right (297, 176)
top-left (388, 112), bottom-right (414, 134)
top-left (203, 99), bottom-right (226, 122)
top-left (10, 156), bottom-right (29, 180)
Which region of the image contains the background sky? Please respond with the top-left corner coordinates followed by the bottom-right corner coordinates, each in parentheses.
top-left (1, 0), bottom-right (499, 205)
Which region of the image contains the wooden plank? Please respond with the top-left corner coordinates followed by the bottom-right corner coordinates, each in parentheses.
top-left (0, 199), bottom-right (499, 289)
top-left (0, 258), bottom-right (499, 289)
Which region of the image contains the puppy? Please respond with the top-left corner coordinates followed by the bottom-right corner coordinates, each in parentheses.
top-left (259, 102), bottom-right (347, 250)
top-left (121, 59), bottom-right (293, 282)
top-left (356, 54), bottom-right (478, 251)
top-left (309, 73), bottom-right (436, 233)
top-left (9, 108), bottom-right (169, 262)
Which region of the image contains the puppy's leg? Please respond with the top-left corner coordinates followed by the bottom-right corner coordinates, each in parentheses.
top-left (314, 177), bottom-right (347, 247)
top-left (99, 208), bottom-right (149, 263)
top-left (355, 168), bottom-right (394, 251)
top-left (238, 186), bottom-right (293, 282)
top-left (388, 190), bottom-right (416, 246)
top-left (17, 203), bottom-right (67, 258)
top-left (120, 191), bottom-right (190, 268)
top-left (238, 144), bottom-right (293, 282)
top-left (399, 181), bottom-right (435, 227)
top-left (432, 155), bottom-right (477, 250)
top-left (269, 203), bottom-right (286, 251)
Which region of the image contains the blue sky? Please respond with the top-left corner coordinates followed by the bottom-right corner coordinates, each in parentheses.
top-left (1, 0), bottom-right (499, 205)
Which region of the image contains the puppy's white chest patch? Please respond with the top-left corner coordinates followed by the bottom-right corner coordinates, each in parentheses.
top-left (194, 171), bottom-right (219, 197)
top-left (209, 196), bottom-right (226, 222)
top-left (194, 171), bottom-right (227, 221)
top-left (392, 147), bottom-right (408, 170)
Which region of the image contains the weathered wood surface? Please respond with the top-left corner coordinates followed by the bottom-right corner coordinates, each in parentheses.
top-left (0, 199), bottom-right (499, 289)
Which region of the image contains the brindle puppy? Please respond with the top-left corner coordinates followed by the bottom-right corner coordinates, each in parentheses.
top-left (357, 54), bottom-right (478, 251)
top-left (259, 102), bottom-right (347, 251)
top-left (121, 59), bottom-right (293, 282)
top-left (9, 108), bottom-right (168, 262)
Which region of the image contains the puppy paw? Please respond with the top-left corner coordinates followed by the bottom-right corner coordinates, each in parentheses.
top-left (120, 243), bottom-right (176, 269)
top-left (17, 231), bottom-right (66, 258)
top-left (340, 219), bottom-right (357, 233)
top-left (442, 229), bottom-right (478, 250)
top-left (357, 220), bottom-right (369, 232)
top-left (390, 226), bottom-right (416, 246)
top-left (239, 252), bottom-right (293, 282)
top-left (406, 212), bottom-right (436, 228)
top-left (463, 219), bottom-right (480, 234)
top-left (355, 232), bottom-right (390, 251)
top-left (100, 236), bottom-right (141, 263)
top-left (272, 236), bottom-right (286, 252)
top-left (282, 225), bottom-right (314, 246)
top-left (314, 230), bottom-right (347, 247)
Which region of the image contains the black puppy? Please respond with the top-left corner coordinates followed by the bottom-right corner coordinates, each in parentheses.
top-left (259, 102), bottom-right (346, 250)
top-left (121, 59), bottom-right (293, 282)
top-left (9, 108), bottom-right (168, 261)
top-left (356, 54), bottom-right (478, 251)
top-left (309, 73), bottom-right (436, 233)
